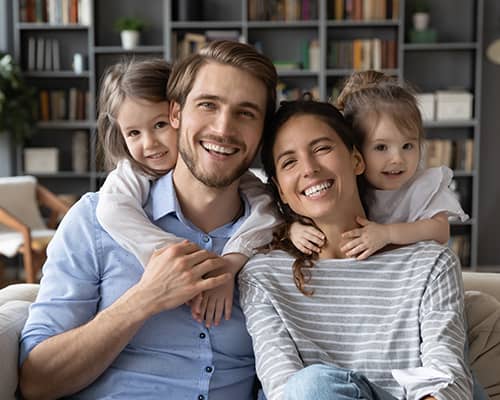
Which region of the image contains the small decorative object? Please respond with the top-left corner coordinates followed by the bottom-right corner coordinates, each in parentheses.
top-left (409, 0), bottom-right (437, 43)
top-left (72, 53), bottom-right (85, 74)
top-left (72, 130), bottom-right (88, 173)
top-left (114, 17), bottom-right (146, 49)
top-left (412, 0), bottom-right (430, 31)
top-left (0, 53), bottom-right (36, 142)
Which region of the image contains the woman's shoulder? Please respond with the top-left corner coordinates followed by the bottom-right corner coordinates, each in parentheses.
top-left (241, 250), bottom-right (294, 277)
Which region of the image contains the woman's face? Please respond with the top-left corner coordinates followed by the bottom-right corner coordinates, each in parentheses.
top-left (272, 114), bottom-right (365, 222)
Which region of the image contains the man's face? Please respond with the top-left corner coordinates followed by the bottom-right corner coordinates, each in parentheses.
top-left (170, 62), bottom-right (267, 188)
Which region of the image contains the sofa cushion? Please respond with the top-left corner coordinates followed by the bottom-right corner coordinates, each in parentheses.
top-left (466, 290), bottom-right (500, 400)
top-left (0, 300), bottom-right (32, 400)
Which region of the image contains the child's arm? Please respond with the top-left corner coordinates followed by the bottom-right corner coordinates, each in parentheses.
top-left (96, 160), bottom-right (183, 266)
top-left (190, 253), bottom-right (247, 328)
top-left (289, 221), bottom-right (325, 254)
top-left (191, 171), bottom-right (282, 327)
top-left (341, 212), bottom-right (449, 260)
top-left (222, 170), bottom-right (283, 257)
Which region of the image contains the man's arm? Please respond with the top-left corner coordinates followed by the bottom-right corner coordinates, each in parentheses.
top-left (20, 196), bottom-right (230, 400)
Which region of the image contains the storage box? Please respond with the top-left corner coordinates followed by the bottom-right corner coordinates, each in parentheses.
top-left (24, 148), bottom-right (59, 173)
top-left (436, 91), bottom-right (473, 120)
top-left (416, 93), bottom-right (435, 121)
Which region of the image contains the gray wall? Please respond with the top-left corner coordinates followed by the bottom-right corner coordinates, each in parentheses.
top-left (0, 0), bottom-right (14, 177)
top-left (478, 0), bottom-right (500, 265)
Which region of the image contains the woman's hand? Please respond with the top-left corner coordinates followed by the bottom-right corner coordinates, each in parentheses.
top-left (341, 216), bottom-right (390, 260)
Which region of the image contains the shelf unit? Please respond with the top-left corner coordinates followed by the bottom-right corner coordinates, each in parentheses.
top-left (12, 0), bottom-right (483, 267)
top-left (402, 0), bottom-right (483, 268)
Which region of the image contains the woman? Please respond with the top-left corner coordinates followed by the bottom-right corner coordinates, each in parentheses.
top-left (238, 100), bottom-right (472, 400)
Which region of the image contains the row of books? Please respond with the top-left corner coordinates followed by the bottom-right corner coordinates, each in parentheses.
top-left (172, 31), bottom-right (242, 60)
top-left (248, 0), bottom-right (318, 21)
top-left (425, 139), bottom-right (474, 172)
top-left (27, 37), bottom-right (61, 71)
top-left (19, 0), bottom-right (91, 25)
top-left (327, 39), bottom-right (397, 70)
top-left (38, 88), bottom-right (89, 121)
top-left (331, 0), bottom-right (400, 21)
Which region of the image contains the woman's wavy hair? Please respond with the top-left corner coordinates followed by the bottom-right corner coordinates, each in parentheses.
top-left (260, 99), bottom-right (363, 296)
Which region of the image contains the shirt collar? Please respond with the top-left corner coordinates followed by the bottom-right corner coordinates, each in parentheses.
top-left (145, 171), bottom-right (179, 221)
top-left (145, 171), bottom-right (251, 235)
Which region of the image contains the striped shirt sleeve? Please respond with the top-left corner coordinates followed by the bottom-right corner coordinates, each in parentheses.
top-left (411, 249), bottom-right (473, 400)
top-left (239, 274), bottom-right (303, 400)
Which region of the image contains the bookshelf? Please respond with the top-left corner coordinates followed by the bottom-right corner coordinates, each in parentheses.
top-left (11, 0), bottom-right (483, 268)
top-left (402, 0), bottom-right (483, 268)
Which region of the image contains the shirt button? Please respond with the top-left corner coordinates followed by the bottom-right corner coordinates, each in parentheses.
top-left (202, 236), bottom-right (210, 243)
top-left (198, 395), bottom-right (205, 400)
top-left (199, 332), bottom-right (206, 339)
top-left (205, 366), bottom-right (213, 373)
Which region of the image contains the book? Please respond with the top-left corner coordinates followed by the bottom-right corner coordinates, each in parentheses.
top-left (334, 0), bottom-right (344, 20)
top-left (36, 37), bottom-right (45, 71)
top-left (39, 90), bottom-right (50, 121)
top-left (27, 36), bottom-right (36, 70)
top-left (52, 39), bottom-right (60, 70)
top-left (44, 38), bottom-right (52, 70)
top-left (78, 0), bottom-right (91, 25)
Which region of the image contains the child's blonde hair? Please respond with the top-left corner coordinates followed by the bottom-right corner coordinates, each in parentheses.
top-left (335, 70), bottom-right (424, 152)
top-left (97, 58), bottom-right (171, 176)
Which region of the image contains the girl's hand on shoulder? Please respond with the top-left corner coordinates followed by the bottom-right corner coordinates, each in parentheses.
top-left (341, 216), bottom-right (390, 260)
top-left (289, 222), bottom-right (325, 255)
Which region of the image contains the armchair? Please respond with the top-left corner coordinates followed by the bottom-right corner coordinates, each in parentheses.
top-left (0, 176), bottom-right (70, 283)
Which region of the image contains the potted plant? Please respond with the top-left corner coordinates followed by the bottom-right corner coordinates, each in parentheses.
top-left (0, 53), bottom-right (36, 143)
top-left (412, 0), bottom-right (430, 31)
top-left (114, 17), bottom-right (146, 49)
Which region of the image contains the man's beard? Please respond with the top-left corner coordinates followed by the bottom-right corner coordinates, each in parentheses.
top-left (177, 121), bottom-right (253, 188)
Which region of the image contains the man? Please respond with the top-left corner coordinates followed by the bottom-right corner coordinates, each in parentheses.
top-left (19, 41), bottom-right (277, 400)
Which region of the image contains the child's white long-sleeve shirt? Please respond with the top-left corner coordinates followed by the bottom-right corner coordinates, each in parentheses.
top-left (96, 160), bottom-right (282, 266)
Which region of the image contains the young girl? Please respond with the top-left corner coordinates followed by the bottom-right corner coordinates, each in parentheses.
top-left (95, 59), bottom-right (281, 327)
top-left (289, 70), bottom-right (468, 259)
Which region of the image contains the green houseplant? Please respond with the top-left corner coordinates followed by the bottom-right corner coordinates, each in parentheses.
top-left (0, 53), bottom-right (36, 143)
top-left (114, 17), bottom-right (147, 49)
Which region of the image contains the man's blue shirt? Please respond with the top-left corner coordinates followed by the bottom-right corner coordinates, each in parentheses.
top-left (19, 172), bottom-right (256, 399)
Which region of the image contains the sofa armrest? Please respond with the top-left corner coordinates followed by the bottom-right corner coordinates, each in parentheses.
top-left (0, 284), bottom-right (39, 307)
top-left (463, 272), bottom-right (500, 302)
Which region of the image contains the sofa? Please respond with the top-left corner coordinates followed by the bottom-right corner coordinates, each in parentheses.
top-left (1, 273), bottom-right (499, 400)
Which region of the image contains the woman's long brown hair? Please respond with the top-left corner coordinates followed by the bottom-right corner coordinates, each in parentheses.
top-left (260, 100), bottom-right (363, 296)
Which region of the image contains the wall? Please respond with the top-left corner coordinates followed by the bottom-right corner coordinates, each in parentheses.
top-left (0, 0), bottom-right (14, 177)
top-left (478, 0), bottom-right (500, 265)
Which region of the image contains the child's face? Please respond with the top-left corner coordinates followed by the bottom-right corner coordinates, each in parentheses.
top-left (361, 114), bottom-right (420, 191)
top-left (117, 97), bottom-right (178, 172)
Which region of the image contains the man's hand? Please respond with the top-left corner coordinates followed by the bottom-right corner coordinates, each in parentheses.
top-left (135, 240), bottom-right (231, 317)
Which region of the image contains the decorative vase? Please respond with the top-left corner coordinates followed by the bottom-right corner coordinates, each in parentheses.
top-left (413, 12), bottom-right (430, 31)
top-left (120, 30), bottom-right (140, 49)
